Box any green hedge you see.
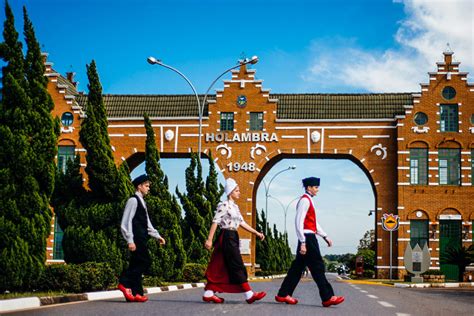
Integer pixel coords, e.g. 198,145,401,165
39,262,115,293
182,263,206,282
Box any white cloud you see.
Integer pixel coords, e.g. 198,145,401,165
303,0,474,92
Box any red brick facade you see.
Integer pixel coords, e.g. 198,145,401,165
45,51,473,279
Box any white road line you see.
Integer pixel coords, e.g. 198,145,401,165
367,294,378,299
353,286,361,290
378,301,395,308
396,313,411,316
360,290,368,293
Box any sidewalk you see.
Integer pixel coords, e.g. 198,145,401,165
0,274,287,314
340,277,474,289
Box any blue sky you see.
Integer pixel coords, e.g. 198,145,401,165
2,0,472,254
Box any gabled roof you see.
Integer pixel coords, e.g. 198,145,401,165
274,93,413,120
75,93,413,120
75,94,210,118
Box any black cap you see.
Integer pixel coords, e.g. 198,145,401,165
302,177,320,187
132,174,149,187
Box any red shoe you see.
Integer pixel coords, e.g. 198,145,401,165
134,294,149,302
246,291,266,304
322,296,345,307
117,284,135,302
275,295,298,305
202,295,224,303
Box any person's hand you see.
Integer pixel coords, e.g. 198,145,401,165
324,237,333,247
158,237,166,245
299,243,307,255
128,243,136,251
257,232,265,241
204,239,213,250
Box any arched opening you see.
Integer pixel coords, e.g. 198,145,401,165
254,154,376,256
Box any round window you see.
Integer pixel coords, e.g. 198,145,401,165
442,86,456,100
61,112,74,126
414,112,428,125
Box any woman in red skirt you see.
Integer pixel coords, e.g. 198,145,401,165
203,178,266,304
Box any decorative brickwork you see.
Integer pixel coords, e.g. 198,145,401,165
46,51,473,278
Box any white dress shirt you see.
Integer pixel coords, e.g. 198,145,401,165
295,193,328,243
120,191,161,244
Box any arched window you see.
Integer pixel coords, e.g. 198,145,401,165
61,112,74,126
438,142,461,185
57,145,75,173
409,142,428,185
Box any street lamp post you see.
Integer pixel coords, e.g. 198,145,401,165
263,165,296,224
268,195,299,234
147,56,258,161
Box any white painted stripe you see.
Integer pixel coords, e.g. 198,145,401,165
378,301,395,308
363,135,390,138
180,134,200,137
86,290,122,301
275,125,396,130
360,290,368,293
109,124,207,128
281,135,305,139
167,285,178,291
396,313,411,316
328,135,358,139
129,134,147,137
0,297,41,312
146,287,162,294
109,134,124,137
367,294,378,299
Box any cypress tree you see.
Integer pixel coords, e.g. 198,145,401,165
143,114,186,280
177,153,211,263
79,60,119,202
0,3,57,291
204,152,224,223
56,60,132,275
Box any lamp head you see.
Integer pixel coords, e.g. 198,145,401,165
147,56,162,65
249,55,259,64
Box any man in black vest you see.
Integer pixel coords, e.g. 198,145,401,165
118,174,165,303
275,176,344,307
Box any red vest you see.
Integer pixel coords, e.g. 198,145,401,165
301,194,317,233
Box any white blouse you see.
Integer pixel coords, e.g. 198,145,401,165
212,199,245,229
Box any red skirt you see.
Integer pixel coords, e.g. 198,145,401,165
205,229,251,293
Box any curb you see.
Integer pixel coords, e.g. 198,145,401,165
249,274,287,280
394,282,474,288
0,283,205,313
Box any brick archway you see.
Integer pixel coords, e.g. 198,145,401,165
48,51,474,278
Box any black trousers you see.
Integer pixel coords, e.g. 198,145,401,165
119,236,151,296
278,234,334,302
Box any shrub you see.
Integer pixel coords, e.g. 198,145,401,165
421,269,444,276
39,262,115,293
182,263,206,282
143,276,163,287
362,269,375,278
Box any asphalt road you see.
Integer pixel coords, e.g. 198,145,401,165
6,274,474,316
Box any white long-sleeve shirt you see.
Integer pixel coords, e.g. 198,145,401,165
120,191,161,244
295,193,328,243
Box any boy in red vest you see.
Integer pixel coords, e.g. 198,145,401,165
275,176,344,307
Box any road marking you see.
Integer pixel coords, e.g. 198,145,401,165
360,290,368,293
396,313,411,316
367,294,378,299
378,301,395,308
353,286,361,290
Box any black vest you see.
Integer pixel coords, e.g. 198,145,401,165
131,194,148,241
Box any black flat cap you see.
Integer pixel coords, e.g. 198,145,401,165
132,174,149,187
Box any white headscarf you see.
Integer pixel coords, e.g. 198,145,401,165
224,178,238,196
